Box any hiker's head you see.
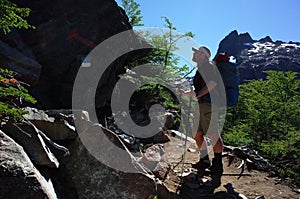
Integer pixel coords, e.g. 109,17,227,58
192,46,211,63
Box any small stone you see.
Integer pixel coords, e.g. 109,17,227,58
292,188,300,193
187,148,196,153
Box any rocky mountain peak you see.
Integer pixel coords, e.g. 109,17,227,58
258,36,273,43
214,30,254,59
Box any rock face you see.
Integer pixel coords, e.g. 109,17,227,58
1,0,150,114
215,30,300,83
0,39,41,86
0,130,57,199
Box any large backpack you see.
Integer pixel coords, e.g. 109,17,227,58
214,53,239,107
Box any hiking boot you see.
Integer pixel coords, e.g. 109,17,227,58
210,157,223,188
192,159,210,177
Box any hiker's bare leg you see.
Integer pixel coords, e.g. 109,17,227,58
208,133,223,153
192,131,210,176
194,131,207,151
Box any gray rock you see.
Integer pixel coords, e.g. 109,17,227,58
139,144,171,180
2,121,59,168
164,112,176,130
0,130,57,199
292,188,300,193
23,107,77,140
56,118,172,199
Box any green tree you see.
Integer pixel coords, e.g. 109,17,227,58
0,0,33,34
121,0,143,26
133,17,194,82
122,17,195,131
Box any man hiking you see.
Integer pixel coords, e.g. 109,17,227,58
191,46,224,189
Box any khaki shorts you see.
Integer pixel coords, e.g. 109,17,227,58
192,103,220,137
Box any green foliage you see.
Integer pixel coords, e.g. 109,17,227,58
0,0,34,34
119,2,195,130
0,68,36,123
137,83,179,110
223,70,300,184
134,17,193,104
138,16,194,73
123,17,194,121
121,0,143,26
0,101,28,122
223,123,253,146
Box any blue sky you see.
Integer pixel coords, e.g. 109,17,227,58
115,0,300,57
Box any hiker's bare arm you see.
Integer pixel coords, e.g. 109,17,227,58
196,80,217,99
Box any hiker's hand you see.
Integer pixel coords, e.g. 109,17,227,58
177,89,195,98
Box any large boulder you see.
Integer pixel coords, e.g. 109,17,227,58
52,113,173,199
1,0,150,113
0,130,57,199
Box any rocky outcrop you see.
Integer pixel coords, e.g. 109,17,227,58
0,130,57,199
52,110,173,199
216,30,300,83
1,0,150,113
58,136,162,199
0,108,174,198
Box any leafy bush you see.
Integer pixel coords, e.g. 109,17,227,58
223,123,253,146
0,68,36,123
223,70,300,184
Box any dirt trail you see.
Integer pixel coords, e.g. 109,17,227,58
161,133,299,199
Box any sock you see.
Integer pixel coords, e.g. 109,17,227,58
214,152,222,160
200,150,209,161
211,152,223,175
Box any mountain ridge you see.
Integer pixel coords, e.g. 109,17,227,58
216,30,300,82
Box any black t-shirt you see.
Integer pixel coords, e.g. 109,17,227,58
193,61,225,105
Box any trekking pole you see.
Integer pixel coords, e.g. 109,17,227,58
176,86,193,194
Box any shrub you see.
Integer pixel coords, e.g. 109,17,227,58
223,70,300,185
0,68,36,123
